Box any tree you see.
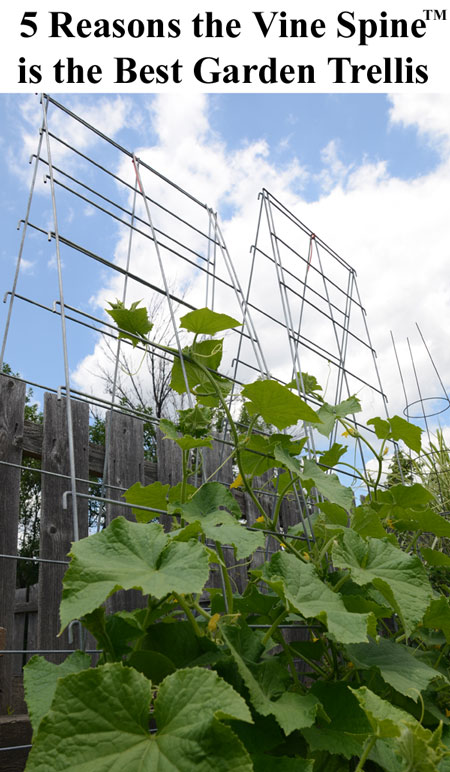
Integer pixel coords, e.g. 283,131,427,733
2,363,42,587
96,291,186,424
386,447,414,488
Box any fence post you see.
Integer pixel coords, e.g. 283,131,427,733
105,410,145,613
0,375,26,713
37,394,89,661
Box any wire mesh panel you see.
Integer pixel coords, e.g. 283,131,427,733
235,188,391,480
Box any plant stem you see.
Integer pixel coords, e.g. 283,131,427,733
405,529,422,553
272,630,303,689
194,360,268,520
271,476,299,530
332,571,350,593
192,599,211,621
354,735,377,772
215,542,233,614
318,535,337,565
174,593,203,637
181,449,188,505
261,609,288,646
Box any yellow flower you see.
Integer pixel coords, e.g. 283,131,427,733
446,708,450,718
342,427,356,437
386,519,394,529
230,473,244,490
303,552,311,562
207,613,221,633
312,636,319,643
255,516,265,524
347,662,354,669
280,542,287,549
383,447,389,455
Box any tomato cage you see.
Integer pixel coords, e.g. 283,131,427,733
0,94,392,757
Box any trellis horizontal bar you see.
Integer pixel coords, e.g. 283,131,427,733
43,134,221,245
262,188,356,273
0,745,32,752
0,553,69,565
47,95,210,209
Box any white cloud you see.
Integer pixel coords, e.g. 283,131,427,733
388,94,450,152
37,92,448,442
8,94,137,187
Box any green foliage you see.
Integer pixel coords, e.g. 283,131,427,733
23,305,450,772
59,519,210,631
106,299,153,346
179,307,242,335
368,415,422,454
242,379,321,430
316,395,361,437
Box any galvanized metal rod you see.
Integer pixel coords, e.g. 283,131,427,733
41,94,79,543
0,125,44,369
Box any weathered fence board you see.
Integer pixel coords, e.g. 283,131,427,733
37,395,90,661
0,373,310,725
0,376,26,713
105,410,145,613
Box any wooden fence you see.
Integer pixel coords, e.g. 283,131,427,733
0,372,305,720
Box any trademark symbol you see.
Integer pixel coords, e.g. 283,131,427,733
423,9,447,20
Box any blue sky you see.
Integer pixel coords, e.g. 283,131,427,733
1,92,450,463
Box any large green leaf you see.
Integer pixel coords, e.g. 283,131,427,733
123,481,169,521
423,598,450,643
239,433,278,478
395,723,447,772
350,686,416,738
351,505,387,539
240,433,305,479
352,688,447,769
140,621,219,669
60,518,209,631
159,417,213,451
173,482,263,559
391,508,450,538
274,443,301,475
170,339,223,394
422,548,450,568
242,380,321,430
286,372,322,395
388,415,423,454
261,552,376,644
302,458,353,510
367,416,422,454
332,530,433,635
193,375,232,407
178,405,212,437
376,484,450,536
252,756,313,772
316,501,348,526
23,651,91,734
345,638,444,700
26,664,253,772
377,483,434,509
302,682,370,759
319,442,348,469
106,299,153,347
179,307,241,335
221,621,322,735
316,396,361,437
